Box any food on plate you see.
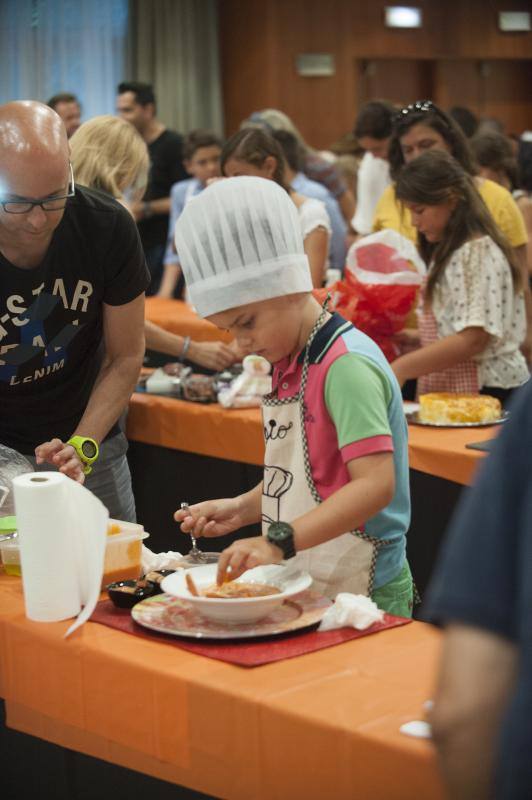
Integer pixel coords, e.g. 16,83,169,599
418,392,502,424
202,582,282,599
162,362,190,377
182,373,217,403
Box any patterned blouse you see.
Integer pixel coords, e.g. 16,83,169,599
429,236,529,389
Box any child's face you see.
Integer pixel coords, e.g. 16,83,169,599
404,198,457,242
207,296,304,364
186,146,221,185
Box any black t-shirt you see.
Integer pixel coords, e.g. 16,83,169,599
0,186,150,454
138,129,187,249
423,379,532,799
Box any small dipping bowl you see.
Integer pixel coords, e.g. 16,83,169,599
107,578,157,609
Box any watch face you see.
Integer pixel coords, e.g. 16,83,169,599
269,522,293,541
81,440,97,459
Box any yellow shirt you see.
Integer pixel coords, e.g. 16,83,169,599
373,178,528,248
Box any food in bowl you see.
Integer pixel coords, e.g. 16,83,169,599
161,564,312,625
107,578,156,608
419,392,501,424
202,581,281,598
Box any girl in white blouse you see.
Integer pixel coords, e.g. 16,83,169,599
391,150,529,403
220,128,331,288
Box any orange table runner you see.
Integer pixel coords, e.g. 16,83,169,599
145,297,232,343
127,392,499,485
0,575,444,799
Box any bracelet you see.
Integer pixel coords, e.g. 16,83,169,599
180,336,191,362
142,201,153,219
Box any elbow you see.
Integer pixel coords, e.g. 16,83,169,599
461,328,490,357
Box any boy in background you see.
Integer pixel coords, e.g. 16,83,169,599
158,130,222,298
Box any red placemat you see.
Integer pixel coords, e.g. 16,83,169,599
91,598,412,667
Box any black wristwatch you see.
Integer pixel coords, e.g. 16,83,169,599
267,521,296,560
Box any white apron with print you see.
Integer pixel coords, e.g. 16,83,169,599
260,318,377,599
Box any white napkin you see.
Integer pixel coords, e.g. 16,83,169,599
318,593,384,631
141,544,186,572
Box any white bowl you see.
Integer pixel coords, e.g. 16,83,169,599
160,563,312,625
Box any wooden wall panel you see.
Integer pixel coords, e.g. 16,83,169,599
219,0,532,147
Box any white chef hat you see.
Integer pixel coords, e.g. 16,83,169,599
174,176,312,317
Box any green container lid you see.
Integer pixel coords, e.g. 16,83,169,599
0,516,17,533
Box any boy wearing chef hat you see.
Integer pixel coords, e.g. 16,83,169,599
174,176,412,615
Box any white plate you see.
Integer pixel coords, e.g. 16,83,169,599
406,410,509,428
161,564,312,625
131,589,330,639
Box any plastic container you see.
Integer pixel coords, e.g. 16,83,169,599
0,536,21,576
0,520,149,587
102,519,149,588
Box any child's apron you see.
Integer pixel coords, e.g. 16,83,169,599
417,276,479,396
260,310,391,599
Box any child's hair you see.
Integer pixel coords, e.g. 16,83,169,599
220,128,289,190
518,140,532,193
389,100,476,181
70,115,148,198
470,131,518,189
448,106,479,139
354,100,396,141
182,129,223,162
395,149,521,300
270,129,303,172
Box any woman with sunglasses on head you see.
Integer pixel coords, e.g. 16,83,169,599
390,150,528,403
373,100,531,360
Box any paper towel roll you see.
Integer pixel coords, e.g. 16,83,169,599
13,472,108,636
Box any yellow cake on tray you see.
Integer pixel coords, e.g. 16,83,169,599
418,393,502,425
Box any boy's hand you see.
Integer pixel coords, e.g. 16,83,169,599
217,537,283,584
174,498,244,538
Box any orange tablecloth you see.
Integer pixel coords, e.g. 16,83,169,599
0,575,444,799
145,297,232,343
127,393,499,485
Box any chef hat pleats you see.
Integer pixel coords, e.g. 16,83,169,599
174,176,312,317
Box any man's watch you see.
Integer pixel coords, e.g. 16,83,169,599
267,521,296,560
67,436,99,476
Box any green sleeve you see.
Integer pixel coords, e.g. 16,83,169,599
324,354,392,449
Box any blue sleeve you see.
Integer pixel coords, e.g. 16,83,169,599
323,194,347,271
423,380,532,641
164,182,187,266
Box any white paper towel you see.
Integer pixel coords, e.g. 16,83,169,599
13,472,108,637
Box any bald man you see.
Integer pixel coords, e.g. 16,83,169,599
0,101,149,521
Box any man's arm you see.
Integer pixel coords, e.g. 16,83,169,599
131,196,171,221
36,294,146,478
75,294,146,439
431,623,518,800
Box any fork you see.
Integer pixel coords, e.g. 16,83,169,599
180,501,207,563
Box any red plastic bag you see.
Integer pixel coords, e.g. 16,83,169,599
315,231,426,361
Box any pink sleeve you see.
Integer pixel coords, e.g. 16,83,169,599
341,434,394,464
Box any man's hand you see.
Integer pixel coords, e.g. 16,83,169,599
217,537,283,584
34,438,85,483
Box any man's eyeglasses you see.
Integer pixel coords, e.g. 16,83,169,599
395,100,435,123
0,162,75,214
